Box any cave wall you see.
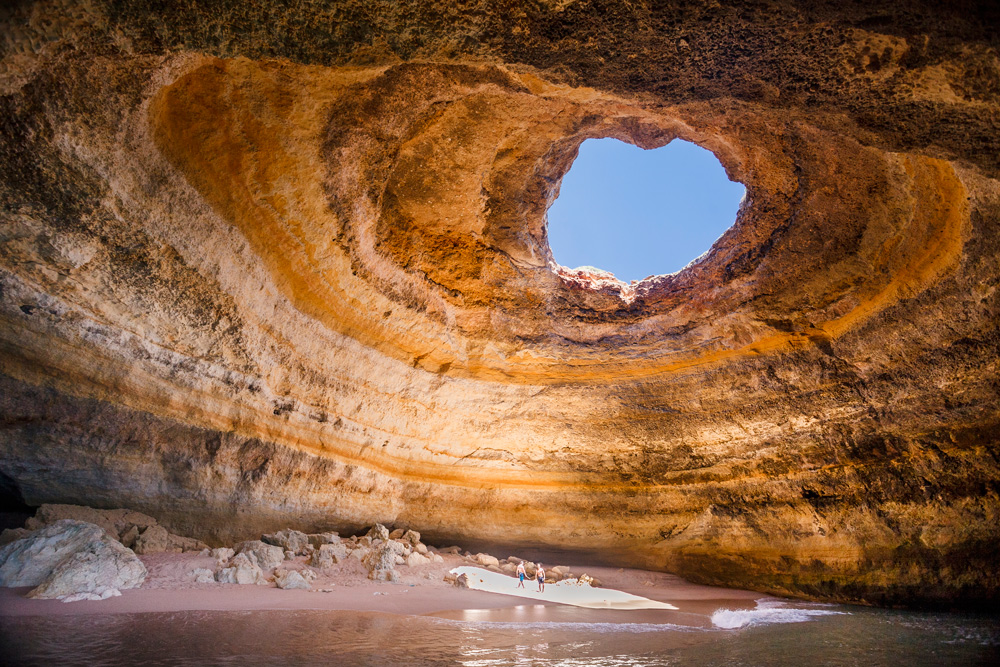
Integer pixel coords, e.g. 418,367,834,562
1,0,998,606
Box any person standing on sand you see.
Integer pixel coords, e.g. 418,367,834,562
516,561,526,589
536,563,545,592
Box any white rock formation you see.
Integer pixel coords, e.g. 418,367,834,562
363,540,405,581
274,568,311,590
0,520,146,601
235,540,284,571
262,529,310,555
310,542,348,569
215,553,266,585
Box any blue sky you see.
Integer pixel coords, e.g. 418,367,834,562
546,138,745,283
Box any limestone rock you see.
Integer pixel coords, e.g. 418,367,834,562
454,573,470,589
306,533,340,548
406,552,430,567
365,524,390,543
262,529,310,555
25,505,157,543
274,568,311,590
310,543,348,569
1,520,111,587
388,528,405,540
215,553,265,585
190,568,215,583
402,530,421,546
132,525,170,554
362,540,404,580
0,520,146,601
235,540,284,571
475,553,499,568
211,547,235,564
119,525,139,549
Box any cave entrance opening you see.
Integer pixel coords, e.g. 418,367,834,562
546,138,746,283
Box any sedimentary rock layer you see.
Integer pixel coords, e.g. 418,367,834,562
1,1,998,607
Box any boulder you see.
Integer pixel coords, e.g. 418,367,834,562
274,568,311,590
25,504,157,542
119,525,139,549
362,540,405,581
132,525,206,554
550,565,570,577
215,553,265,585
388,528,405,540
190,568,216,584
443,571,457,584
310,542,348,569
262,529,310,555
475,553,499,568
402,529,421,546
133,525,169,554
306,532,340,548
365,524,390,542
414,542,428,555
406,552,430,567
430,553,444,563
211,547,235,564
235,540,284,571
0,520,146,601
454,573,470,589
169,534,208,553
349,546,370,561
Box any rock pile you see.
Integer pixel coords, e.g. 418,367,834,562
195,522,446,587
4,504,207,555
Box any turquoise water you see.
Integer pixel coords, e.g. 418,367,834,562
1,599,997,666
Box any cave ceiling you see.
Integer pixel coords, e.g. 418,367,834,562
0,0,998,607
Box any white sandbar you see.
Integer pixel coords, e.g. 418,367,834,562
451,567,679,610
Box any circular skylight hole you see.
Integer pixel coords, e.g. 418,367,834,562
547,138,746,283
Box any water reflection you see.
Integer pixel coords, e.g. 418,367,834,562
0,606,997,666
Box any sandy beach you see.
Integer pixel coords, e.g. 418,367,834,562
0,550,760,627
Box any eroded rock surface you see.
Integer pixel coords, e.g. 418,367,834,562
0,1,998,607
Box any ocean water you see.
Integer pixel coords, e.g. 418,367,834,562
1,598,997,666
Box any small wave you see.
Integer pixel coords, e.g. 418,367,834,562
712,598,846,629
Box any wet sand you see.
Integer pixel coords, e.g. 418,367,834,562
0,552,760,626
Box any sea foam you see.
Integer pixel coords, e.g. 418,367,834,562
711,598,846,629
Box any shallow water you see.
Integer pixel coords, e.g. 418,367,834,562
1,599,997,666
